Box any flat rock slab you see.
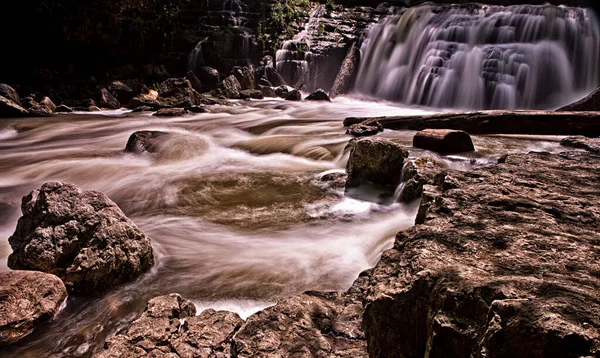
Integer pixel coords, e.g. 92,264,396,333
363,151,600,358
413,128,475,153
345,110,600,136
561,136,600,154
0,270,67,346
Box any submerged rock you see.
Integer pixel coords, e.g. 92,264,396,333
0,270,67,346
306,89,331,102
7,182,155,295
285,89,302,101
0,95,28,118
124,130,168,153
363,152,600,358
157,78,196,108
0,83,21,105
96,293,242,358
345,137,408,189
413,128,475,153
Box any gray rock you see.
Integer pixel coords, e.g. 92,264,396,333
231,66,255,90
96,294,242,358
8,182,155,295
220,75,242,99
345,137,409,189
98,88,121,109
266,66,286,87
413,128,475,153
239,89,263,100
0,83,21,105
259,85,277,98
153,108,186,117
0,95,29,118
124,131,168,154
330,43,360,99
157,78,196,108
285,89,302,101
0,270,67,346
306,89,331,102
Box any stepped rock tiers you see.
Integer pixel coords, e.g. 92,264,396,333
345,111,600,136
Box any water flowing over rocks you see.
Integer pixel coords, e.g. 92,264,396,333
345,137,408,189
363,151,600,358
124,131,168,154
95,294,242,358
7,182,155,295
345,111,600,136
0,270,67,346
413,129,475,153
330,42,360,99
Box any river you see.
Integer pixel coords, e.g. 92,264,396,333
0,97,566,357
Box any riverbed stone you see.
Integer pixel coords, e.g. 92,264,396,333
231,66,255,90
330,43,360,99
0,270,68,346
259,85,276,98
153,108,186,117
239,89,263,100
7,182,155,295
125,130,168,153
285,89,302,101
0,95,28,118
157,78,196,108
108,81,135,104
306,89,331,102
96,293,242,358
363,151,600,358
560,135,600,154
266,67,286,87
128,91,160,110
346,120,383,137
98,88,121,109
0,83,21,105
413,128,475,153
345,137,409,189
220,75,242,99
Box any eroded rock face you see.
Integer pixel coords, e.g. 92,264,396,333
363,152,600,358
345,137,408,189
8,182,155,295
157,78,196,108
0,270,67,346
96,294,243,358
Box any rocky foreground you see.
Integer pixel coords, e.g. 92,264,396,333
92,149,600,357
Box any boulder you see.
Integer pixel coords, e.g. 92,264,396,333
127,91,160,110
560,136,600,154
79,99,101,112
55,104,74,113
285,89,302,101
259,77,272,87
96,293,243,358
0,83,21,105
185,70,203,94
345,137,408,189
97,88,120,109
7,182,155,295
266,66,286,87
40,97,57,112
28,104,54,117
0,270,67,346
396,156,448,204
124,130,168,153
231,66,255,90
108,81,134,104
319,172,347,190
274,85,290,99
157,78,196,108
187,105,208,113
21,96,38,109
239,89,263,100
259,85,276,98
363,152,600,358
0,95,29,118
413,129,475,153
306,89,331,102
330,43,360,98
196,66,220,90
153,108,186,117
558,86,600,111
220,75,242,99
347,120,383,137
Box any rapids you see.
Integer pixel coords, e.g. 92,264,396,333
0,98,568,357
355,4,600,110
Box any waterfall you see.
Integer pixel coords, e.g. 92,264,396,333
188,37,208,74
274,6,325,90
354,4,600,110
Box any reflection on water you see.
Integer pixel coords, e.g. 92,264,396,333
0,98,566,357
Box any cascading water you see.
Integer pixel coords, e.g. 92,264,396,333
274,6,325,90
188,37,208,74
355,4,600,110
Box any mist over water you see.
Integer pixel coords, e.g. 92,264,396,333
0,98,569,357
355,4,600,109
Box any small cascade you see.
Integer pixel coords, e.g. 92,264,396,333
274,6,325,90
188,37,208,74
355,4,600,110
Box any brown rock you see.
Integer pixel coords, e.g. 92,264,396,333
0,83,21,105
0,95,28,118
157,78,196,108
220,75,242,99
40,97,57,112
55,104,74,113
285,89,302,101
346,120,383,137
330,43,360,99
0,270,67,346
560,136,600,154
413,129,475,153
231,66,255,90
306,89,331,102
124,131,168,153
345,137,408,189
558,86,600,111
239,89,263,100
108,81,135,104
153,108,186,117
97,88,121,109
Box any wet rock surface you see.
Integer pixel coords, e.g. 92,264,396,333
364,152,600,358
0,270,67,346
345,137,409,189
413,129,475,153
125,130,169,154
157,78,196,108
306,89,331,102
330,43,360,99
7,182,155,295
285,89,302,101
96,293,242,358
346,120,383,137
560,136,600,154
154,108,187,117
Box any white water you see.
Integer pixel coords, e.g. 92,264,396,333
355,4,600,109
0,98,569,357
